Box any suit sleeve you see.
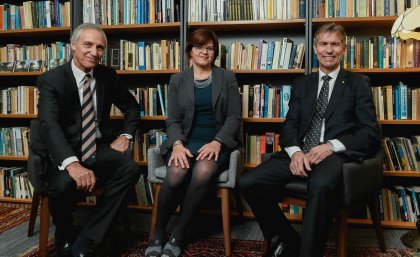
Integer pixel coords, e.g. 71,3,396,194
336,75,380,154
110,72,140,137
37,75,76,166
280,77,303,148
165,74,187,147
214,72,242,148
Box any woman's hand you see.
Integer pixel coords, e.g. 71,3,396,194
168,144,193,168
196,140,222,161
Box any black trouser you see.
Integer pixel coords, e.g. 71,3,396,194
238,153,348,257
47,145,140,243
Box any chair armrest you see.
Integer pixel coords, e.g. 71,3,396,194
342,151,383,207
147,148,165,183
218,150,244,188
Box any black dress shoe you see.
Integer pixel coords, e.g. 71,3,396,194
56,241,73,257
271,241,300,257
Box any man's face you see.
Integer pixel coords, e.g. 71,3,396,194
71,29,106,72
313,31,346,74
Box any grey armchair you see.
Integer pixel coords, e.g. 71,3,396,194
147,147,244,257
261,150,386,257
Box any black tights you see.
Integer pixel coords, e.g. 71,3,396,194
152,159,219,241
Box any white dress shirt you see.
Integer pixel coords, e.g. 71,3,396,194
285,66,346,158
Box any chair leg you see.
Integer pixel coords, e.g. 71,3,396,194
335,209,348,257
220,188,231,257
262,239,270,256
28,192,40,237
149,184,161,241
39,196,50,257
368,196,386,252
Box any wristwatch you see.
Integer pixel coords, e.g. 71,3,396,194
327,140,335,152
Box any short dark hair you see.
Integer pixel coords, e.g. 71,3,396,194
313,23,346,46
186,28,219,64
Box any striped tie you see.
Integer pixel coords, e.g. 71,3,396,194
81,74,96,164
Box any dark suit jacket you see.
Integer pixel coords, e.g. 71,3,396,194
279,69,380,161
160,66,242,155
36,61,140,167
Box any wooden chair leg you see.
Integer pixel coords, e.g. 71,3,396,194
368,196,386,252
28,192,40,237
39,196,50,257
220,188,231,257
149,184,161,241
262,239,270,256
335,209,348,257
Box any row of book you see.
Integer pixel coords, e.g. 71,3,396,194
188,0,305,22
0,127,30,157
133,129,167,161
0,42,71,70
83,0,179,25
312,0,417,18
372,84,420,121
0,167,34,199
216,39,305,70
382,136,420,172
133,174,154,206
103,39,180,71
338,36,420,70
0,86,39,115
378,186,420,222
241,84,291,118
110,85,169,116
0,1,70,30
245,132,281,164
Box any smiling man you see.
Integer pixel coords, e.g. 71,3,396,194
36,23,140,257
238,23,380,257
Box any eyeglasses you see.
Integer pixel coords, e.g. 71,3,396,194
194,45,216,53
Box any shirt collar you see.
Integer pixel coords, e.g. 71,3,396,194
319,66,340,82
71,59,94,85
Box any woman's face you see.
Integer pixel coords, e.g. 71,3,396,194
190,41,216,68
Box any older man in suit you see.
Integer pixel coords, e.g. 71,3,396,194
37,23,140,257
238,23,380,257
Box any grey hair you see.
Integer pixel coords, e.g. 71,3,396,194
313,23,346,46
70,23,108,47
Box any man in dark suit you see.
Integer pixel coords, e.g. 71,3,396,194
36,23,140,257
238,23,380,257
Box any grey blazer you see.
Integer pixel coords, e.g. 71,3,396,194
160,66,243,155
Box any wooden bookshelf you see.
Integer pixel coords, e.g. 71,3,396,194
0,197,32,204
0,72,43,76
243,118,285,123
312,16,397,29
188,19,306,31
231,69,305,74
0,114,37,118
100,22,181,34
135,160,148,166
378,120,420,125
312,68,420,73
0,26,71,38
0,156,29,161
116,70,180,75
383,171,420,177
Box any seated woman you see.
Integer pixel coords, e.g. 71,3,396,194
145,28,242,257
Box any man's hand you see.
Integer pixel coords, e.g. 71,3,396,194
196,140,221,161
289,151,311,177
66,162,96,192
306,144,333,165
168,144,194,169
110,135,130,153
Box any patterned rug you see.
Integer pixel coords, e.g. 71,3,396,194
0,202,33,234
22,235,417,257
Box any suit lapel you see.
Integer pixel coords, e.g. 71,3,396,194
93,67,105,123
212,67,222,109
325,69,348,120
63,62,80,109
305,72,319,122
185,68,195,106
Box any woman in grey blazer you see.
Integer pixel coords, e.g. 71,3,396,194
145,28,242,257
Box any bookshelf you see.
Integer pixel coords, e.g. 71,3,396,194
0,0,419,230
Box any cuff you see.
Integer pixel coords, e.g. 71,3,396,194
59,156,79,170
284,146,302,158
120,134,133,140
328,139,346,153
